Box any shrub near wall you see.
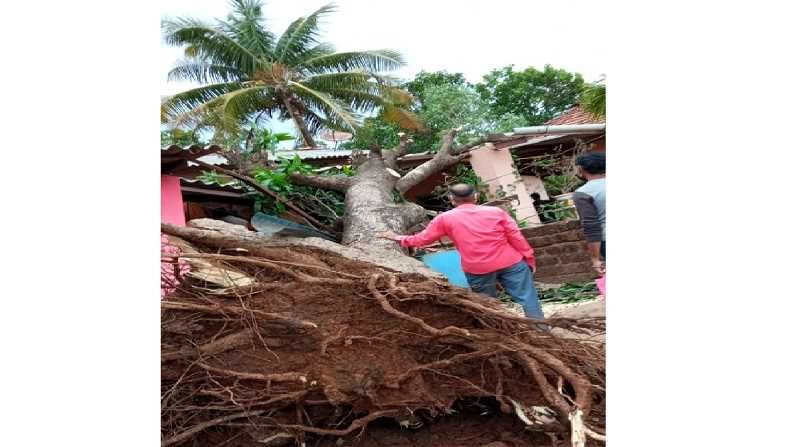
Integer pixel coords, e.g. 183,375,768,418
521,220,597,284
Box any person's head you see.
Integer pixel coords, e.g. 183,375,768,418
448,183,477,206
575,152,606,180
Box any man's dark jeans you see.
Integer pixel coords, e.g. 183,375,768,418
464,260,544,320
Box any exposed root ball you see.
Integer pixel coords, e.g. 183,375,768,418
161,241,605,447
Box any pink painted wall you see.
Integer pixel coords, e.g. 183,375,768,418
161,175,188,298
161,175,186,226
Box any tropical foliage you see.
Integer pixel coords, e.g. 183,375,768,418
199,155,349,226
344,70,525,152
161,128,206,147
476,64,586,125
161,0,415,147
539,282,599,304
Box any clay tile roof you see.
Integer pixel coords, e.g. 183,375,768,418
543,104,605,125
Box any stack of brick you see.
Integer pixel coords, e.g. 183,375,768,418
520,220,597,284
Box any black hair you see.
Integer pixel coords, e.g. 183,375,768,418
449,183,475,198
575,152,606,175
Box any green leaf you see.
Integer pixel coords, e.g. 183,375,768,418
289,81,361,131
274,3,337,64
162,18,258,74
167,60,246,84
302,50,405,74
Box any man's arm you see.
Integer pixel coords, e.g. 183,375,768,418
573,192,604,274
499,210,537,272
381,215,447,248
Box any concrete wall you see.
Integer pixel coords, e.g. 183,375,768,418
469,145,541,225
521,220,597,284
521,175,549,200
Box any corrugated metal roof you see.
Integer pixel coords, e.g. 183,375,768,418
181,177,244,190
161,145,222,163
486,106,605,151
273,149,356,160
162,145,230,178
179,177,250,199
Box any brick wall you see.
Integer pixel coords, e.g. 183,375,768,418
521,220,597,284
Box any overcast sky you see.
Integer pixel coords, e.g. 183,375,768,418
162,0,606,93
161,0,607,142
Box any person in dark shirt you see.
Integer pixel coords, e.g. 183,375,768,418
572,152,606,275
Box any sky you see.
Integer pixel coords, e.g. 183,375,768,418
160,0,607,142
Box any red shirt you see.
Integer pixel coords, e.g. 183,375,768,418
397,204,536,274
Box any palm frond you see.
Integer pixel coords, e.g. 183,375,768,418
294,42,335,67
314,88,382,113
161,83,245,123
372,84,413,106
381,105,424,131
222,0,275,58
167,60,247,84
581,81,606,119
303,70,372,92
215,86,272,130
167,96,226,129
300,109,331,135
289,81,360,131
162,17,258,74
274,3,337,64
162,84,278,134
301,50,405,74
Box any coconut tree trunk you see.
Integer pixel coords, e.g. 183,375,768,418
280,92,316,148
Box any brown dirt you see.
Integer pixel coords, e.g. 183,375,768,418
161,238,605,447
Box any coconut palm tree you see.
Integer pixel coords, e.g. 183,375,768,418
161,0,415,148
581,77,606,119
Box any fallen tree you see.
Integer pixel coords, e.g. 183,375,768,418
161,225,605,447
288,130,488,251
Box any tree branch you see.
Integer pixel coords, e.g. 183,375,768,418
290,172,352,192
192,160,333,233
451,136,488,155
383,132,413,170
394,128,466,194
438,127,460,155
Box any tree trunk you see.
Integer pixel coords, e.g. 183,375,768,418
280,92,316,148
285,130,483,253
341,149,426,251
293,146,426,253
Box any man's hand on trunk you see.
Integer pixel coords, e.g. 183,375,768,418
379,231,401,241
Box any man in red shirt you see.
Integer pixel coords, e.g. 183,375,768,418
381,184,544,320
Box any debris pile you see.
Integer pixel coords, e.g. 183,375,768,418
161,225,605,447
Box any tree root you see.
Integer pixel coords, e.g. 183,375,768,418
385,347,504,388
279,410,399,436
161,301,318,330
368,274,471,338
162,243,605,446
161,391,307,446
197,362,309,385
162,328,254,362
